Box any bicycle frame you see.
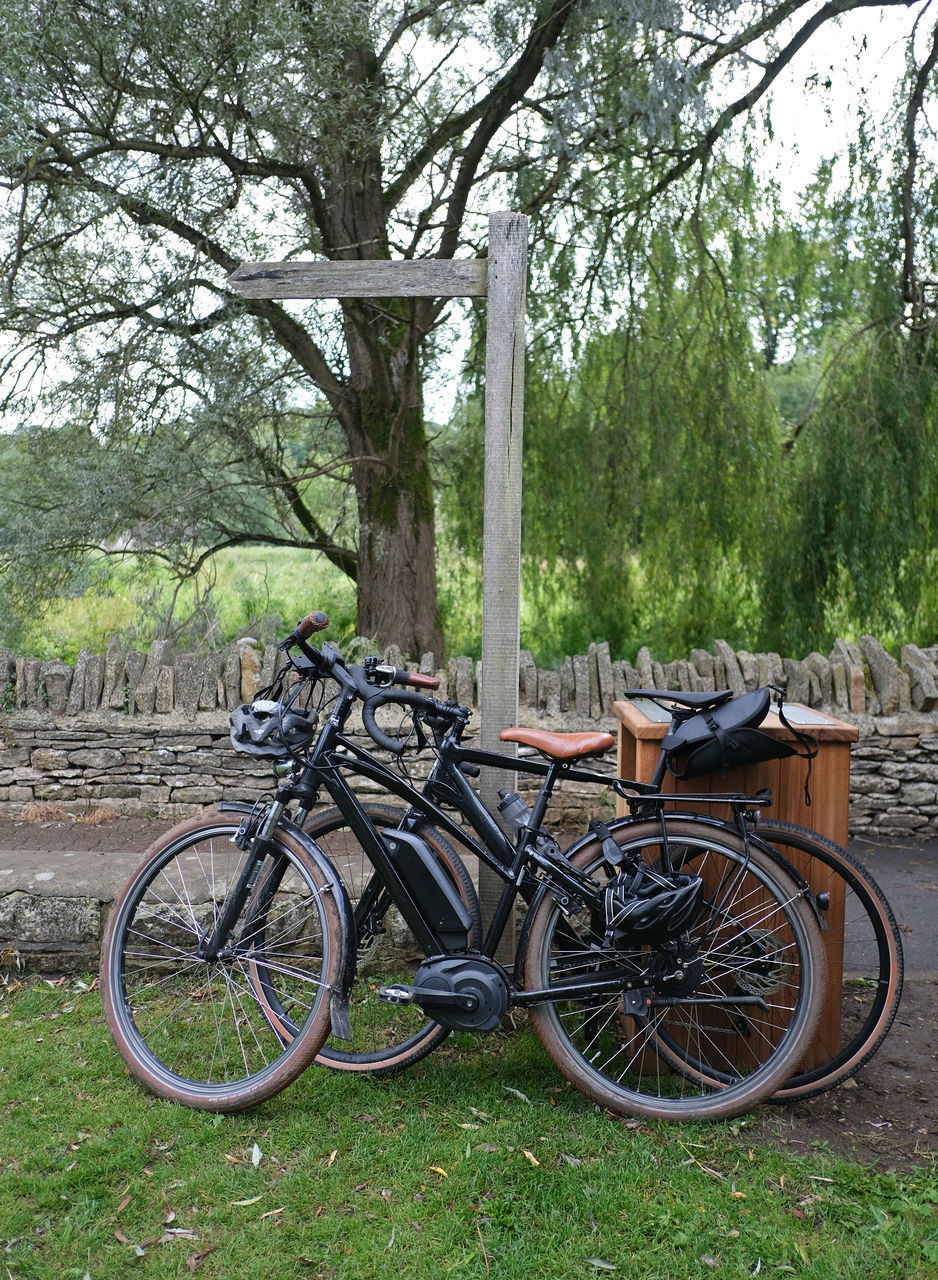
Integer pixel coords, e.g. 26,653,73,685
285,720,613,964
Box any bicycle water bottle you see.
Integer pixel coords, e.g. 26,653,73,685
498,790,562,858
497,790,531,833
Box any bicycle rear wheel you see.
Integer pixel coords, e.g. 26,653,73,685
100,813,345,1111
303,804,483,1074
754,820,903,1100
523,818,826,1122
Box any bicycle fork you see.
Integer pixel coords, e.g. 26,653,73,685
196,800,289,962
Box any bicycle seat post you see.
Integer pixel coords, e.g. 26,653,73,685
521,757,565,849
647,708,683,793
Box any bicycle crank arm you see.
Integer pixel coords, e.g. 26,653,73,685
377,983,479,1013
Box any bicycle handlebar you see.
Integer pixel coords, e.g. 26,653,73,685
360,688,439,755
278,609,466,753
365,659,441,691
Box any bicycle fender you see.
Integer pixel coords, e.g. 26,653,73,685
216,802,357,1039
515,887,549,985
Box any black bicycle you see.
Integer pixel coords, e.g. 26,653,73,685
101,612,826,1120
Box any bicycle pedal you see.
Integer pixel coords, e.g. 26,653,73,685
377,984,416,1005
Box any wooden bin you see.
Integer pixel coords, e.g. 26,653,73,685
613,698,859,1073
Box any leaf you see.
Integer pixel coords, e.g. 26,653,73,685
428,1166,448,1178
325,1150,338,1167
560,1153,582,1167
251,1143,263,1167
228,1195,264,1207
259,1208,284,1220
522,1150,540,1167
504,1087,530,1103
187,1248,217,1272
586,1259,615,1271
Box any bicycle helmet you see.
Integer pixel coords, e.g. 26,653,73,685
229,699,318,758
604,866,703,945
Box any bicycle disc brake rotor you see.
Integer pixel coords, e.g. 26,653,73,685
732,927,793,996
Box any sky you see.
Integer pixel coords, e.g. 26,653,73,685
749,5,914,205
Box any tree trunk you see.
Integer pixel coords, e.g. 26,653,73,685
341,303,444,659
352,429,443,658
317,42,445,657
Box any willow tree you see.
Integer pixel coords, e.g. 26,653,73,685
441,199,782,661
0,0,933,652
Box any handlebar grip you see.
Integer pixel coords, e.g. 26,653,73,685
402,671,440,690
295,611,329,638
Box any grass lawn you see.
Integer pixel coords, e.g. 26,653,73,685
1,979,936,1280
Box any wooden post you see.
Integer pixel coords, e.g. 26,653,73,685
478,213,529,948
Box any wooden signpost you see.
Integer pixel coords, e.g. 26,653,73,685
229,212,530,933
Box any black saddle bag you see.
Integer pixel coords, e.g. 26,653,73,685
663,687,818,790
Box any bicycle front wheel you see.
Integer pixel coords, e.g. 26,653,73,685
100,813,345,1111
755,821,903,1101
523,818,826,1122
304,804,483,1074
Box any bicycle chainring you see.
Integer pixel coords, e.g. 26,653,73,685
411,955,510,1033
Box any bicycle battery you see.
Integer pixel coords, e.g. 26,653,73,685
382,830,474,949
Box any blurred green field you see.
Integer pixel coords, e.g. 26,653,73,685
12,548,360,664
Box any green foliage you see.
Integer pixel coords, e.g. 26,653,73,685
0,399,355,650
442,214,780,663
439,157,938,666
760,321,938,653
2,548,358,664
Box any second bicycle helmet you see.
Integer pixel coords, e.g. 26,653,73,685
229,699,318,757
604,865,704,945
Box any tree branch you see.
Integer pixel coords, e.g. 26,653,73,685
900,13,938,318
648,0,922,204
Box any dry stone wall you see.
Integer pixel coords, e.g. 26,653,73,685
4,634,938,838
